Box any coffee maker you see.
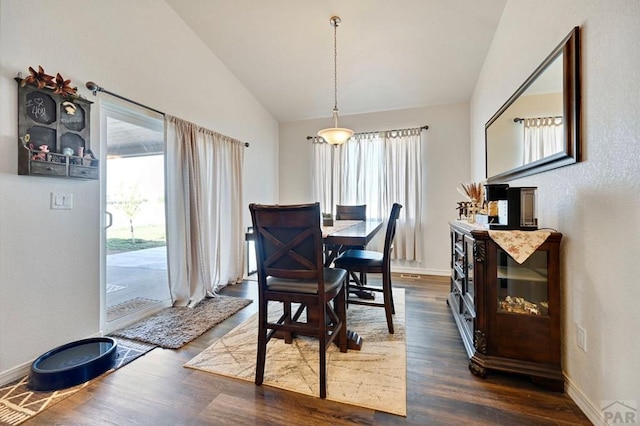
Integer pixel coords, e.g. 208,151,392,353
485,184,538,230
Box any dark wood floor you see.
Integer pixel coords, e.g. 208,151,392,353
26,275,590,425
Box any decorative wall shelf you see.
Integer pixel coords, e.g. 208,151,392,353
16,77,97,180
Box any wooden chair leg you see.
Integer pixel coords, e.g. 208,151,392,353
283,302,293,344
390,282,396,315
336,279,348,353
255,312,267,385
319,345,327,398
382,270,394,334
318,302,328,399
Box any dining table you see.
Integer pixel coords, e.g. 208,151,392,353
245,218,384,350
245,219,384,266
321,219,384,266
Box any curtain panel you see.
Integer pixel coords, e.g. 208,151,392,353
523,117,563,163
166,115,245,307
312,128,423,261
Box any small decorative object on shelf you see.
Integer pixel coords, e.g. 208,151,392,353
16,66,97,180
457,182,484,203
456,182,486,224
322,213,334,227
20,66,55,90
20,66,78,98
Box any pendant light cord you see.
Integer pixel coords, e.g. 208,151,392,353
333,20,338,112
317,16,353,144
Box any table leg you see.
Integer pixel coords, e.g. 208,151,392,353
324,244,342,267
306,302,363,351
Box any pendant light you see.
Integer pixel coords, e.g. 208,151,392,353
318,16,353,145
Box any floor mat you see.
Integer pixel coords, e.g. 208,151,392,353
0,337,156,425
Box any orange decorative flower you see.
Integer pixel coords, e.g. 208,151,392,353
20,66,54,89
53,73,77,97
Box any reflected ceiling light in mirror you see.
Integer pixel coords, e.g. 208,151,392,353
317,16,353,145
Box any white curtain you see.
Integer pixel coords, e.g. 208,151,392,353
312,128,423,261
165,115,245,307
312,140,334,215
523,117,563,163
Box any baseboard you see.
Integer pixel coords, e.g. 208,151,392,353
0,361,32,386
565,374,603,425
1,331,102,386
390,266,449,277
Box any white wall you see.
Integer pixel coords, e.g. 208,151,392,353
0,0,278,380
471,0,640,422
279,103,470,275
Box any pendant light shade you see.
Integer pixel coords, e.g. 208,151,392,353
318,109,353,145
318,16,353,145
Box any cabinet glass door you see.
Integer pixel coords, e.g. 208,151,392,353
496,248,549,316
464,236,474,304
451,230,464,296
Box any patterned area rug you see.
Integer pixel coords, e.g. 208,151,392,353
185,289,406,416
0,338,155,426
110,295,253,349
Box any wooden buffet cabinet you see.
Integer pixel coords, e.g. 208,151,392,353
448,220,564,391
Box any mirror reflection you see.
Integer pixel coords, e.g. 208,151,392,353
485,27,580,182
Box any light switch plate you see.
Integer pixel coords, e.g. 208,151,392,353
51,192,73,210
577,325,587,352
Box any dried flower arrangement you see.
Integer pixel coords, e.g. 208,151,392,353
20,65,78,99
457,182,485,202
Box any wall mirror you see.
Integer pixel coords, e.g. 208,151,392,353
485,26,581,182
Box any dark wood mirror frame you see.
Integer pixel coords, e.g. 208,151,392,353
485,26,581,183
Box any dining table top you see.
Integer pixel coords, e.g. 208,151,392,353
245,219,383,243
322,219,384,246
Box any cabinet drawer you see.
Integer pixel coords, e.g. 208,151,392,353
69,165,99,179
30,161,67,177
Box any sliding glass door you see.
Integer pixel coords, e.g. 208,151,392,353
100,101,171,331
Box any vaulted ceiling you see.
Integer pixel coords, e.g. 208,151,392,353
166,0,507,123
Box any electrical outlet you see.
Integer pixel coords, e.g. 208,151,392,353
577,325,587,352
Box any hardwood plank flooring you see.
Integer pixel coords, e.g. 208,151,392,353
24,275,590,425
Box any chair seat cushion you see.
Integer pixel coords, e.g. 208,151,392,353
334,249,384,268
266,268,347,294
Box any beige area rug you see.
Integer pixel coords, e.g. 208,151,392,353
111,295,252,349
0,338,155,426
185,289,406,416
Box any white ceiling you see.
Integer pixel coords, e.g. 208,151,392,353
166,0,507,123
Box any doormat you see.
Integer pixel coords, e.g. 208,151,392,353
0,338,156,425
107,297,160,322
110,295,252,349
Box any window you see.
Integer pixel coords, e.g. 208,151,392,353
312,128,423,261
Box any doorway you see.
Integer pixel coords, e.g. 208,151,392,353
100,101,171,332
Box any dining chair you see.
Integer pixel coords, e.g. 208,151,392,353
333,203,402,334
331,204,367,253
333,204,371,296
249,202,348,399
335,204,367,221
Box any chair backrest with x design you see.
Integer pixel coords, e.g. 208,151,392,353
250,203,324,284
249,202,347,399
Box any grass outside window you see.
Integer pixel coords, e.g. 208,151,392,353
107,224,166,254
